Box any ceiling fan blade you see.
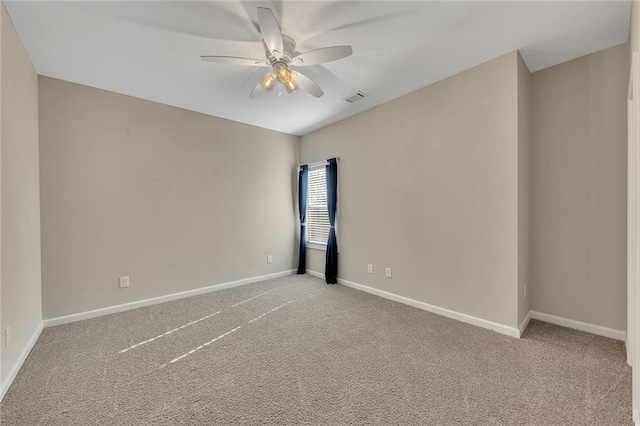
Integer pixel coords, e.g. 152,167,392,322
201,56,268,67
292,70,324,98
250,73,276,99
257,7,284,58
291,46,353,66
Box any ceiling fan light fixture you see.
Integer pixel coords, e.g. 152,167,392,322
285,79,298,93
275,64,292,84
260,73,276,89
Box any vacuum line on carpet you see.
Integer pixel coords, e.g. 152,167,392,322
230,288,276,307
119,310,221,353
248,301,292,324
164,326,243,366
160,300,294,367
120,288,279,354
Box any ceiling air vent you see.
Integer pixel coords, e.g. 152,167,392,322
344,91,368,103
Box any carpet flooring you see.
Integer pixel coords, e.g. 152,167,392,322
0,274,632,425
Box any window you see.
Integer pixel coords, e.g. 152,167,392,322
307,167,330,246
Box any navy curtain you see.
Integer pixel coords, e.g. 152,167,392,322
325,158,338,284
296,165,308,274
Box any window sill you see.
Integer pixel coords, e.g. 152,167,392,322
307,242,326,251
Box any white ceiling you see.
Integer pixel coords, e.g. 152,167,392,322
5,1,631,136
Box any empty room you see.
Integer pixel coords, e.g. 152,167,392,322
1,0,640,424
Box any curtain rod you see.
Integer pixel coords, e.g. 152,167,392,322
301,157,339,170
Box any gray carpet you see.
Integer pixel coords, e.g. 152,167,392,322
0,274,632,425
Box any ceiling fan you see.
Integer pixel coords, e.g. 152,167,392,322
201,7,353,99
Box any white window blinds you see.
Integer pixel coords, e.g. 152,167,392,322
307,167,330,245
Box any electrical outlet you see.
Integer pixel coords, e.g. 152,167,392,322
267,255,273,264
119,276,130,288
367,264,373,274
385,267,392,278
4,326,10,348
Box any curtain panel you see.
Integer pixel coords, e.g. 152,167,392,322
325,158,338,284
296,165,308,274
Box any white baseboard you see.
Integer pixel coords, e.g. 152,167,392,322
530,311,626,341
305,271,626,342
0,321,43,402
307,270,324,280
518,310,532,337
306,270,520,338
44,269,296,328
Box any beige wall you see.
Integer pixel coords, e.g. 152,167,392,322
530,43,629,331
38,77,299,319
629,2,638,414
632,1,639,54
301,52,521,328
518,52,531,326
0,4,42,389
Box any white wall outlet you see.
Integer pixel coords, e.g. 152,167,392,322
4,326,10,348
385,267,392,278
119,276,130,288
267,255,273,264
367,264,373,274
